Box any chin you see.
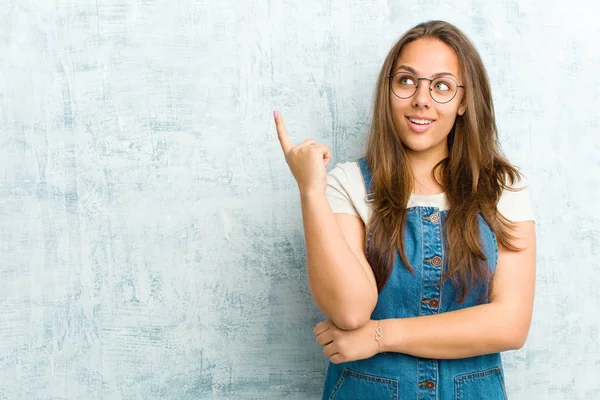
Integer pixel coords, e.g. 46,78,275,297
405,141,449,157
404,144,435,154
399,136,438,153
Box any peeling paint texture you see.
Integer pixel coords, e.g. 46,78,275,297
1,0,599,399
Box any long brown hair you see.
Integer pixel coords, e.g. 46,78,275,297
365,20,521,302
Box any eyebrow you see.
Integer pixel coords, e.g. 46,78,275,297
393,64,458,79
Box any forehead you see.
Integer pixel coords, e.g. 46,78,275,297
394,38,461,78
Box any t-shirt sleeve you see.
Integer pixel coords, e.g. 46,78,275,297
325,163,360,217
497,175,535,222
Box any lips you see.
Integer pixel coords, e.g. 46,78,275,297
409,118,432,125
406,116,435,133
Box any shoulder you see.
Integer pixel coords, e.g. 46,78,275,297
326,161,369,223
327,161,362,184
497,173,535,222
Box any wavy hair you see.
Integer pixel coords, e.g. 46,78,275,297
365,20,521,302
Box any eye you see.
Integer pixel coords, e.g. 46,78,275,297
397,74,416,86
433,80,452,92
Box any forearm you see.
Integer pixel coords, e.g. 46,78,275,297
301,192,376,329
381,303,528,359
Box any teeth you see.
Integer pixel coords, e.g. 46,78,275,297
410,118,432,125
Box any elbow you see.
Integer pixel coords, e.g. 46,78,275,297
323,289,378,330
316,307,372,331
510,332,529,350
505,326,530,350
333,307,375,331
334,314,370,331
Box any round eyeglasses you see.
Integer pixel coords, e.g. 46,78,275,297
388,72,464,104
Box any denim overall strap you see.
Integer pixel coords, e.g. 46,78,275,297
357,156,374,203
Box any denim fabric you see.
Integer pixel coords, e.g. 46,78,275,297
321,157,507,400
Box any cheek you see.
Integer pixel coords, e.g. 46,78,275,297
389,97,409,121
390,94,409,108
439,104,461,123
390,104,406,131
387,98,401,127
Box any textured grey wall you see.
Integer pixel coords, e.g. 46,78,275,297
1,0,598,399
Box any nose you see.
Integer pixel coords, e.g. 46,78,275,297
411,78,432,109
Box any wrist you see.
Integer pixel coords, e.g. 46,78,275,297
375,319,383,354
378,319,393,353
380,319,407,353
299,187,326,201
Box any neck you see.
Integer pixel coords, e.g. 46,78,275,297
406,147,447,195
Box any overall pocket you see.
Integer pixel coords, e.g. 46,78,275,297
454,367,507,400
329,368,398,400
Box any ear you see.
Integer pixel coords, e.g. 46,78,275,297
458,100,466,116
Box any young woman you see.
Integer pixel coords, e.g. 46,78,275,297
274,20,536,400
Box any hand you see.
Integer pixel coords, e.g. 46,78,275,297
274,111,332,196
314,319,380,364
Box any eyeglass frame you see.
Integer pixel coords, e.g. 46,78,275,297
388,72,465,104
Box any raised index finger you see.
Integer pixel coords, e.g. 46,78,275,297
274,111,293,154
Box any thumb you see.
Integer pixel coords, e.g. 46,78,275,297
321,145,332,166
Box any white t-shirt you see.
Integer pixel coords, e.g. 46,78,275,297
326,161,535,225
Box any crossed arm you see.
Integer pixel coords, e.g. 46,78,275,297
379,219,536,359
304,192,536,360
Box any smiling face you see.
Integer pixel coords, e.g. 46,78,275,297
389,38,466,160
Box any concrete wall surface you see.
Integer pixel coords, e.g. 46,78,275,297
1,0,598,398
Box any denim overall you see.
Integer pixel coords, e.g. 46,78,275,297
321,157,507,400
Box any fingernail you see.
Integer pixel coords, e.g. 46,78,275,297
273,110,278,119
